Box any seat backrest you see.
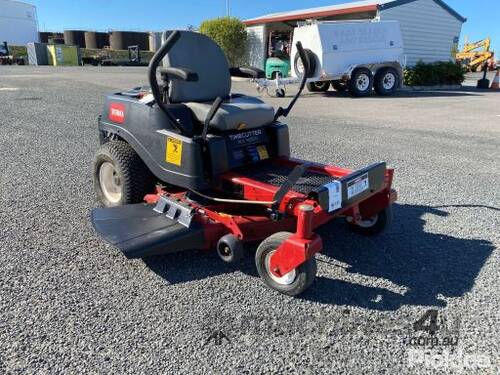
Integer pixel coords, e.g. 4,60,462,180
163,30,231,103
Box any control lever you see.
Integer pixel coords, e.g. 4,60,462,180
201,96,223,142
274,41,311,121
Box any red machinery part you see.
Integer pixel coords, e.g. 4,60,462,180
268,204,323,277
144,159,396,273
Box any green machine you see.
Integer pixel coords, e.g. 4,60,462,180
265,57,290,79
265,30,292,79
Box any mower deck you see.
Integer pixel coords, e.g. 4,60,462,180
92,157,396,261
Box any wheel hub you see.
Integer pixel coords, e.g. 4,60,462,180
356,74,370,91
99,162,122,203
265,250,297,285
357,214,379,228
296,59,305,75
382,72,396,90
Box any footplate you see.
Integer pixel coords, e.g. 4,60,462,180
91,199,204,258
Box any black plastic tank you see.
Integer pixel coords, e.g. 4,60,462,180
64,30,86,48
84,31,109,49
109,31,149,50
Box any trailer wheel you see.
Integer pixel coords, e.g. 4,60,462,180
374,67,399,96
331,80,347,92
275,88,286,97
93,140,156,207
349,206,392,236
306,81,330,92
255,232,317,296
348,68,373,97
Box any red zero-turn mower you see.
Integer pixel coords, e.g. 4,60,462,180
91,31,397,296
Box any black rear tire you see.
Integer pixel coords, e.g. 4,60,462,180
374,67,399,96
348,68,374,97
93,140,156,207
306,81,330,92
255,232,317,296
348,206,392,236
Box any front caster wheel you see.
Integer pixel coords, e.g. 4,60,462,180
255,232,317,296
348,206,392,236
217,234,245,263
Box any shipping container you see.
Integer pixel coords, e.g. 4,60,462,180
27,42,48,65
47,44,81,66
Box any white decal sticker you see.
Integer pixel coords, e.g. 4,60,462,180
324,181,342,212
347,173,369,199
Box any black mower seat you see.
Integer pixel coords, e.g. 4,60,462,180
162,30,276,131
186,95,275,131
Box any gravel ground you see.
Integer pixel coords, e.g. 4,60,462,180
0,66,499,374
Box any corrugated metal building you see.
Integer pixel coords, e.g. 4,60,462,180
244,0,466,68
0,0,39,45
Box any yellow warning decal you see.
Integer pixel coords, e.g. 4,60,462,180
257,145,269,160
166,137,183,166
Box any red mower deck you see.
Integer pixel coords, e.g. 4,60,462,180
92,157,396,293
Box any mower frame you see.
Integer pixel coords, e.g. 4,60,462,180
143,156,396,279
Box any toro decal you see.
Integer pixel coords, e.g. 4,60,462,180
108,103,126,124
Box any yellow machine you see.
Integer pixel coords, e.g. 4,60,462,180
455,37,495,72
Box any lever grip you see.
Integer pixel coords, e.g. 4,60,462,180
295,41,310,78
205,96,224,125
202,96,224,141
273,41,310,121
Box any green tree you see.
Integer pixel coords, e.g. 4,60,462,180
199,17,247,66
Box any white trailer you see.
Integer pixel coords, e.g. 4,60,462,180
0,0,39,45
256,20,404,97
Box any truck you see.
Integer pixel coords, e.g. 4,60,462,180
256,20,404,97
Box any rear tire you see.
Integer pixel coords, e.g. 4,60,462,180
348,206,392,236
255,232,317,296
348,68,373,97
306,81,330,92
374,67,399,96
93,140,156,207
